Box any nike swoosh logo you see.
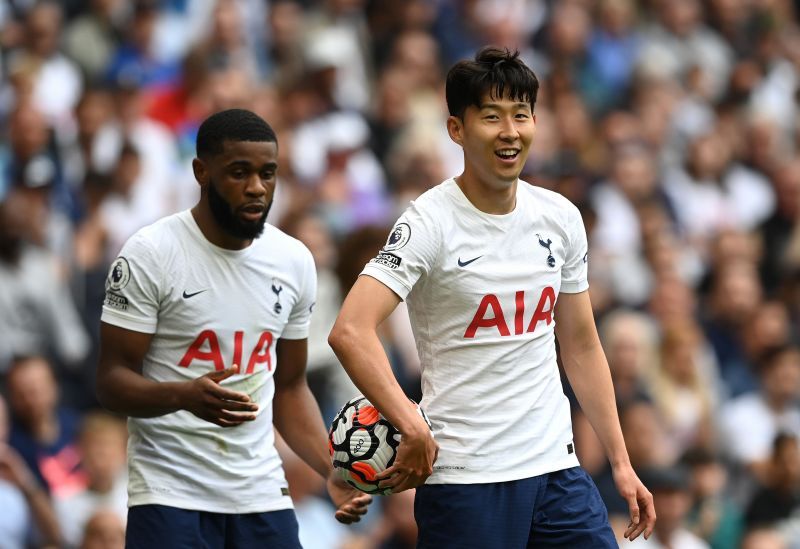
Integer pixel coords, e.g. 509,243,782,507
182,289,208,299
458,256,482,267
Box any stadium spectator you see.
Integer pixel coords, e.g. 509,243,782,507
0,393,63,548
79,509,125,549
6,356,85,497
744,432,800,529
54,412,128,548
628,466,710,548
681,447,744,549
720,345,800,478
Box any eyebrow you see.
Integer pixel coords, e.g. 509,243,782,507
225,160,278,170
479,102,532,110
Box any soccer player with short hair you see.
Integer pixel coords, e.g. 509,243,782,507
329,47,656,547
96,109,371,548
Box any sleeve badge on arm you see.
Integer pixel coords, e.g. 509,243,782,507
106,257,131,292
383,222,411,251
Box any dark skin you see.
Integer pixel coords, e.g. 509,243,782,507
96,138,371,523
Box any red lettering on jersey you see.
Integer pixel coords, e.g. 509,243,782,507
527,286,556,334
464,294,510,339
246,331,274,373
179,330,224,371
232,331,244,368
514,290,525,335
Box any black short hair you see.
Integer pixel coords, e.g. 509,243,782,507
445,46,539,118
196,109,278,159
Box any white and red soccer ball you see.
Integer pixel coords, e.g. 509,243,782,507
328,395,431,495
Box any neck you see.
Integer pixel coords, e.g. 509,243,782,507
191,202,251,251
31,415,58,445
455,171,517,215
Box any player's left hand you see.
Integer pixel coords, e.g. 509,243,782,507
612,463,656,541
326,472,373,524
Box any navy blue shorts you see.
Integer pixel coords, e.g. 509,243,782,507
414,466,616,549
126,505,301,549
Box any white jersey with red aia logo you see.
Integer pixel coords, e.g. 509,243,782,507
101,210,316,513
362,179,588,484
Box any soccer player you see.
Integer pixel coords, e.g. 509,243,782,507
96,109,371,548
328,47,656,547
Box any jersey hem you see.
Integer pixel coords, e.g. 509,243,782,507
101,310,157,334
426,455,580,485
127,493,294,514
559,280,589,294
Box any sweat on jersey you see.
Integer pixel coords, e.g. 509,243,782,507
101,210,316,513
362,178,588,484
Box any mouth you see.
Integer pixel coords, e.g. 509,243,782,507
239,203,266,222
495,148,521,163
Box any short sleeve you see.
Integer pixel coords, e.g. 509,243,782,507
360,201,441,300
560,203,589,294
100,233,162,333
282,247,317,340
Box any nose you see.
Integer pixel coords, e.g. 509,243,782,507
244,173,267,197
498,115,519,141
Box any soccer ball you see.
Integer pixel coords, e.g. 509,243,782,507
328,395,431,495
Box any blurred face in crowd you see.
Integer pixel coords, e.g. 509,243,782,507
26,2,62,57
79,417,127,488
611,145,657,202
652,487,692,538
740,529,788,549
711,262,762,322
762,349,800,406
7,357,59,429
448,91,536,189
81,510,125,549
10,104,50,161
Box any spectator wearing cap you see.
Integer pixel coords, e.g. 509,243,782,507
629,466,710,548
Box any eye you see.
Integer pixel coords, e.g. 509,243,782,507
261,170,276,180
515,113,530,120
231,169,247,179
484,114,499,121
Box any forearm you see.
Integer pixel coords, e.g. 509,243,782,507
20,483,62,547
273,381,332,478
96,365,185,418
561,340,630,467
329,325,427,437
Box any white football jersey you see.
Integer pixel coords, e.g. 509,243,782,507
101,210,316,513
362,179,588,484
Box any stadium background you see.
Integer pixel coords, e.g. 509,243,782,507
1,0,799,547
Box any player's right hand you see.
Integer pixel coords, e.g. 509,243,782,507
377,417,438,493
179,365,259,427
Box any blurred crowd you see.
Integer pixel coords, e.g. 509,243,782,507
2,0,800,547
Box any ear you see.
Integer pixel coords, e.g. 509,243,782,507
192,158,208,188
446,115,464,146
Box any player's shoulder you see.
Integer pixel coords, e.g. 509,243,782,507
256,223,314,264
518,180,578,213
401,179,457,221
122,211,189,257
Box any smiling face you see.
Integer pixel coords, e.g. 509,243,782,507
193,139,278,244
448,91,536,190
